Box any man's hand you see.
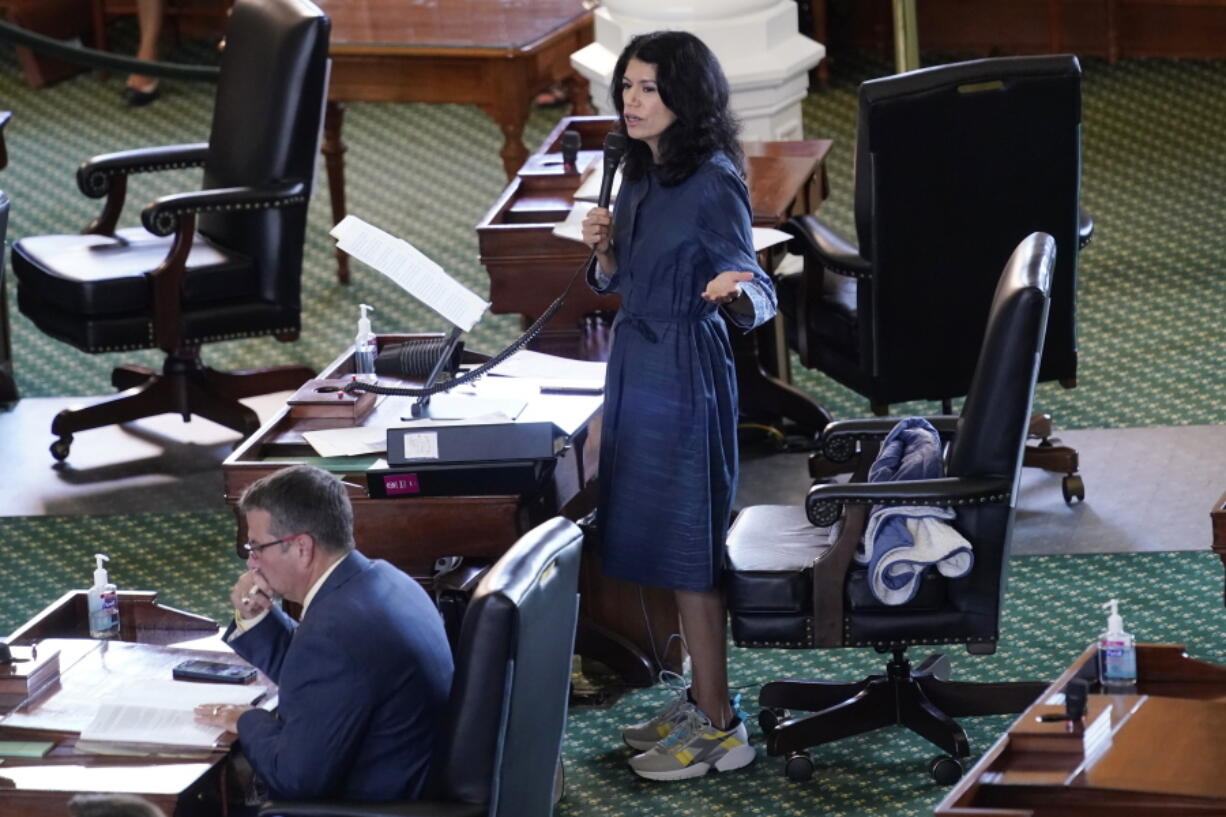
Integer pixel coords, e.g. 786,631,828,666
193,703,254,734
702,271,754,304
230,570,275,619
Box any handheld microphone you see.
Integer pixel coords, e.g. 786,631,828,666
561,130,581,174
597,132,627,209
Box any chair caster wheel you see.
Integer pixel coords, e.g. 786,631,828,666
784,751,814,782
759,707,787,734
1062,474,1085,504
929,754,963,785
50,436,72,461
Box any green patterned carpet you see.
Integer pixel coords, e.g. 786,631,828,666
1,46,1224,426
1,510,1225,816
2,34,1225,816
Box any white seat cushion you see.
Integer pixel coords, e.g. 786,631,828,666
727,504,833,572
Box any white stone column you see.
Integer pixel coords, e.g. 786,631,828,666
571,0,825,141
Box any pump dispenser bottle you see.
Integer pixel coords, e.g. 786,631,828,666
1097,598,1136,693
88,553,120,639
354,303,377,380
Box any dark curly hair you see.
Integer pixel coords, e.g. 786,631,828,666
610,31,743,186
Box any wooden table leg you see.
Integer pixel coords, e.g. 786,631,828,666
563,70,595,116
322,99,350,285
493,109,530,181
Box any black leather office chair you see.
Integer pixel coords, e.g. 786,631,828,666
1,111,14,403
11,0,329,460
260,516,584,817
726,233,1056,784
780,55,1087,501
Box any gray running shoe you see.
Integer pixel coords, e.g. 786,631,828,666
622,674,691,751
628,705,755,781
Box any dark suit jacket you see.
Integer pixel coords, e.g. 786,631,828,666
228,550,454,800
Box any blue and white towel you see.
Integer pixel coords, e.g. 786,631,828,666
854,417,973,605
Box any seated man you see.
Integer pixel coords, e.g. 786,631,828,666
194,464,454,800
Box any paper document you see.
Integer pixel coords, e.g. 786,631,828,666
753,227,792,252
487,350,606,387
303,425,389,458
330,216,490,332
552,200,596,244
573,165,623,204
77,678,266,752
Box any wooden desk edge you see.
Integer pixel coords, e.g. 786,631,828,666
934,643,1226,815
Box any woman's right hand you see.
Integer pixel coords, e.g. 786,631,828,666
581,206,613,254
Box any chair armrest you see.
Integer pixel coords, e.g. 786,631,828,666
805,475,1012,527
819,415,959,462
783,214,871,279
76,143,210,198
260,801,486,817
142,182,308,236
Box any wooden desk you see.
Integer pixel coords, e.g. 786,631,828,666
315,0,595,284
1211,489,1226,604
477,115,835,432
220,335,680,685
1,592,245,817
936,643,1226,816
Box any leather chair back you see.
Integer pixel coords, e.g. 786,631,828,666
200,0,330,306
429,517,583,817
853,55,1080,404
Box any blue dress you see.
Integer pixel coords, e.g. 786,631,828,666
590,151,776,592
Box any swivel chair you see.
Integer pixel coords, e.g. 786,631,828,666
779,55,1087,501
261,516,584,817
726,233,1056,784
11,0,329,460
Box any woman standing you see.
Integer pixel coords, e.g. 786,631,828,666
581,30,776,781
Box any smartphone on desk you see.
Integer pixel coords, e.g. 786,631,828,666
172,659,257,684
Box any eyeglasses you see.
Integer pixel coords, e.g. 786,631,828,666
241,534,301,558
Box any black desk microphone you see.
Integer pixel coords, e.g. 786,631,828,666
561,130,581,173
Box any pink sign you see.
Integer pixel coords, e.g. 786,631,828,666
382,474,421,495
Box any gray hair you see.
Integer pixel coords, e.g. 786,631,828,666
239,464,355,555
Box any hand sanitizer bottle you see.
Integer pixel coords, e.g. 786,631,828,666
88,553,120,639
354,303,377,380
1097,598,1136,693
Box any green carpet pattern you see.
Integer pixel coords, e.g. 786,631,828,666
2,509,1226,816
1,45,1224,428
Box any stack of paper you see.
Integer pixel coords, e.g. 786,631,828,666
75,678,268,755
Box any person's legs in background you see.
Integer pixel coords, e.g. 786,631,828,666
123,0,164,105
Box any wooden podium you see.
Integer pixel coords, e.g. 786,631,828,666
936,643,1226,816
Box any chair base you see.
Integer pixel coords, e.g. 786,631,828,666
758,650,1047,782
49,349,314,460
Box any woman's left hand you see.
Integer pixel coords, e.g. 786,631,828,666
702,271,754,304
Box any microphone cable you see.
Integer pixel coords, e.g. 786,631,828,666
342,247,598,399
